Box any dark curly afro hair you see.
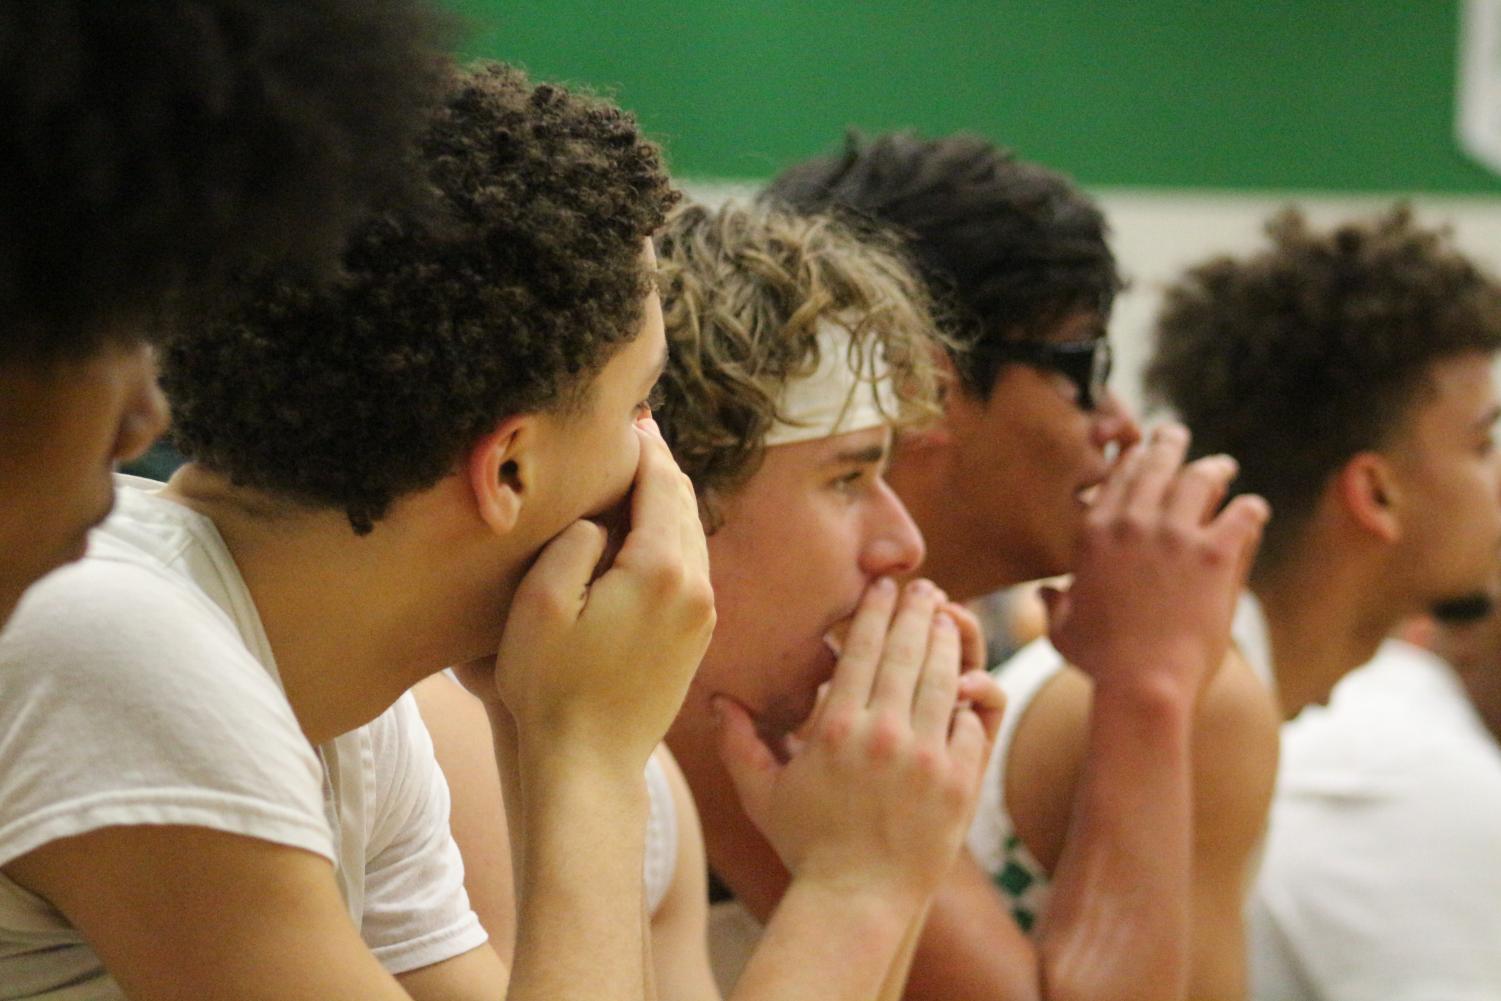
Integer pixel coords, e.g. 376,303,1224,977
763,130,1121,398
161,62,678,534
1145,206,1501,564
0,0,451,366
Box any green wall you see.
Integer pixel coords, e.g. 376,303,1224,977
450,1,1501,193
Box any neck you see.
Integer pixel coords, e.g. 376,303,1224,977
1252,535,1407,719
162,465,524,744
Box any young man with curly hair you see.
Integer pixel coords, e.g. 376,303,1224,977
0,64,716,1001
0,1,450,630
744,132,1275,1001
419,199,1012,1001
1142,208,1501,1001
646,181,1265,1001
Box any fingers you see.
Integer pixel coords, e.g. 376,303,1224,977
957,670,1006,746
822,577,898,713
513,520,609,618
869,580,942,710
714,695,780,822
1164,453,1238,526
1214,492,1271,588
612,421,704,577
911,612,962,736
1120,423,1191,520
942,600,988,672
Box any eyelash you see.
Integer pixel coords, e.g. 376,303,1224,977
636,383,666,415
832,469,867,493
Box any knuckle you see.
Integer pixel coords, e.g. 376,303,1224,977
866,711,906,760
645,557,687,597
1109,511,1149,544
1156,522,1189,553
941,771,972,811
1197,537,1232,569
909,742,943,781
517,580,572,622
817,709,856,749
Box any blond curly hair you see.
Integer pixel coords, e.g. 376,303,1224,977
654,200,951,527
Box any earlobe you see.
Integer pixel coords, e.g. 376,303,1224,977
467,419,527,534
1337,453,1402,543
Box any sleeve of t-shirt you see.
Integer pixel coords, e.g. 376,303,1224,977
1252,728,1501,1001
360,691,488,975
0,557,333,871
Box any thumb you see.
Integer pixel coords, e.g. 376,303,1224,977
713,695,779,823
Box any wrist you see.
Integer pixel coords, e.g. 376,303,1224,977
777,874,919,954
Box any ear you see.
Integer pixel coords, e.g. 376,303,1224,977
1334,451,1402,544
466,416,531,535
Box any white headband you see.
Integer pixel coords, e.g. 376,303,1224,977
763,316,900,447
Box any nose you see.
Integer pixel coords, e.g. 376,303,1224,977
1090,387,1141,453
114,360,170,466
859,479,926,578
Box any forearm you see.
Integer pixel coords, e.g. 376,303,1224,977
506,752,651,1001
730,879,917,1001
1036,679,1195,1001
484,703,529,910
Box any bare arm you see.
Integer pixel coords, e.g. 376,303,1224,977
4,826,430,1001
1030,426,1267,1001
455,421,716,1001
1181,653,1281,1001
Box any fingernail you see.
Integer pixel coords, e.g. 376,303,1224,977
873,577,896,594
909,579,933,596
935,612,956,631
1209,453,1239,475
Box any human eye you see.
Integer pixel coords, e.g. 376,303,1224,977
829,466,873,496
635,381,666,418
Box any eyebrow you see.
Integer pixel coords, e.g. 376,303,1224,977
826,443,888,467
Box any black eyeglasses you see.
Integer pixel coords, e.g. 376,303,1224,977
986,338,1113,410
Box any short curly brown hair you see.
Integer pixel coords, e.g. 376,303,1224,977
654,200,947,528
1,0,451,366
1145,206,1501,564
162,62,678,534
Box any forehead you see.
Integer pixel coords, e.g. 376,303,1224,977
759,424,890,475
1402,351,1498,437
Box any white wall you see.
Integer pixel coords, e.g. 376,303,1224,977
1100,190,1501,413
687,181,1501,412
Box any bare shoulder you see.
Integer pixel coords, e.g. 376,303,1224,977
1003,648,1280,877
1191,647,1281,846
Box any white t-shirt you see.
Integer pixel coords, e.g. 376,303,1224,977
0,477,486,999
1249,639,1501,1001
